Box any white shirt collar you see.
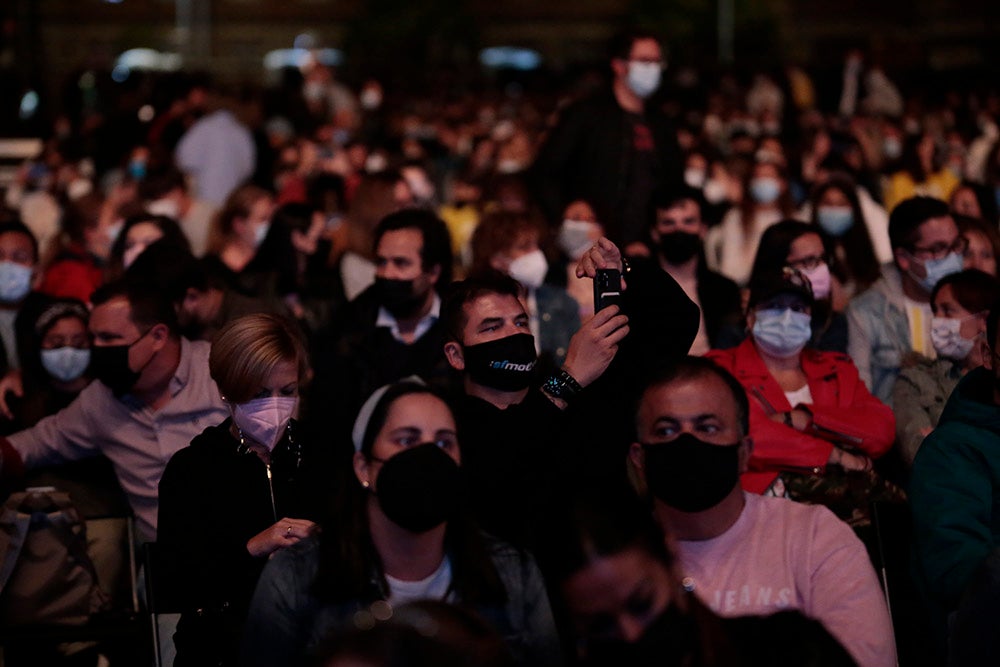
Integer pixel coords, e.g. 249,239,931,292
376,292,441,343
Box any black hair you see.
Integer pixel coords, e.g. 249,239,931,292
0,220,39,264
749,219,826,282
888,196,951,251
951,180,1000,225
373,208,454,289
109,212,192,275
139,167,187,201
634,356,750,440
314,382,507,608
125,240,211,305
91,277,180,336
440,272,524,343
956,214,1000,272
649,185,707,230
931,269,1000,316
607,28,663,62
547,485,673,585
808,173,881,290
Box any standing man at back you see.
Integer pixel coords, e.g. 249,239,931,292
532,30,683,254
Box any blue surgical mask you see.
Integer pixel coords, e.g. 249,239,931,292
752,308,812,358
40,347,91,383
912,251,964,294
816,206,854,237
749,177,781,204
0,261,33,303
627,62,662,99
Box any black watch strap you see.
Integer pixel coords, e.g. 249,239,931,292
541,369,583,401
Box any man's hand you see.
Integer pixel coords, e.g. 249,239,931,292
575,237,627,289
562,305,629,388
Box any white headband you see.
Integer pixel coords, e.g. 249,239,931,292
351,376,426,453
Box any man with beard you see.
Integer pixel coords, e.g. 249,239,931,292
648,187,743,354
306,208,454,462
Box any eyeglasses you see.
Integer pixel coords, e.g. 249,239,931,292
908,236,968,261
786,254,828,272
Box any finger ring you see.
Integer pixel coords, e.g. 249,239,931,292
286,525,292,535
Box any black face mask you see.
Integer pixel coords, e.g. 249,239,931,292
375,277,426,320
642,433,742,513
461,333,538,392
372,443,462,533
89,330,151,397
583,602,697,667
657,231,702,265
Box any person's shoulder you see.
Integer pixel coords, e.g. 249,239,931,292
747,493,846,533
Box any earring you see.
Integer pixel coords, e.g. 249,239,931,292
362,480,370,488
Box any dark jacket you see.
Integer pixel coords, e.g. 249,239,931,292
304,284,454,462
531,92,683,245
157,419,323,667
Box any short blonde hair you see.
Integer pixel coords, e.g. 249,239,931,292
209,313,309,403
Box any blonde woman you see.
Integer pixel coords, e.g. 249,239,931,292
157,313,319,666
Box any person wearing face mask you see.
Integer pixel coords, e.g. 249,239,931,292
107,212,191,281
647,187,743,354
750,220,849,352
531,29,683,253
628,356,896,667
554,199,604,320
440,271,630,554
140,167,219,257
0,279,229,544
202,184,279,299
704,159,795,286
910,302,1000,662
158,313,320,667
847,196,967,405
0,221,50,378
306,208,455,465
893,269,1000,468
555,488,855,667
706,270,896,517
242,380,562,667
470,209,580,369
805,175,885,301
9,299,93,432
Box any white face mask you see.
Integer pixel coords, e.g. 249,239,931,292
703,179,728,204
626,61,662,99
930,316,978,360
147,198,180,220
557,219,601,261
232,396,299,452
508,249,548,290
253,222,270,249
684,168,707,189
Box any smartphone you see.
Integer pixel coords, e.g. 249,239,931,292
594,268,622,313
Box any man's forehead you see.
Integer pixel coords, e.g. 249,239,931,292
640,376,736,421
90,297,132,325
658,200,700,219
377,228,424,255
630,38,662,60
465,293,525,322
916,215,958,242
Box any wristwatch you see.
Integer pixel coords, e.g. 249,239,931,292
541,369,583,402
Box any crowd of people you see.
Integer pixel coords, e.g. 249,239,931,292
3,26,1000,667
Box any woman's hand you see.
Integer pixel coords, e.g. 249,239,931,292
246,518,317,558
828,447,873,472
575,237,628,290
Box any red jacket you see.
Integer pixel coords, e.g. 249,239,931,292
706,338,895,494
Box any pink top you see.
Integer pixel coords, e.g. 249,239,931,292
675,493,896,667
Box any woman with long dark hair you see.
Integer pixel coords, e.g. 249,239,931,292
241,380,561,666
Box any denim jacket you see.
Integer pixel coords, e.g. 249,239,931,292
846,264,912,406
240,534,563,667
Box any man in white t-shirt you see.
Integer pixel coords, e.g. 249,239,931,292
628,356,896,667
